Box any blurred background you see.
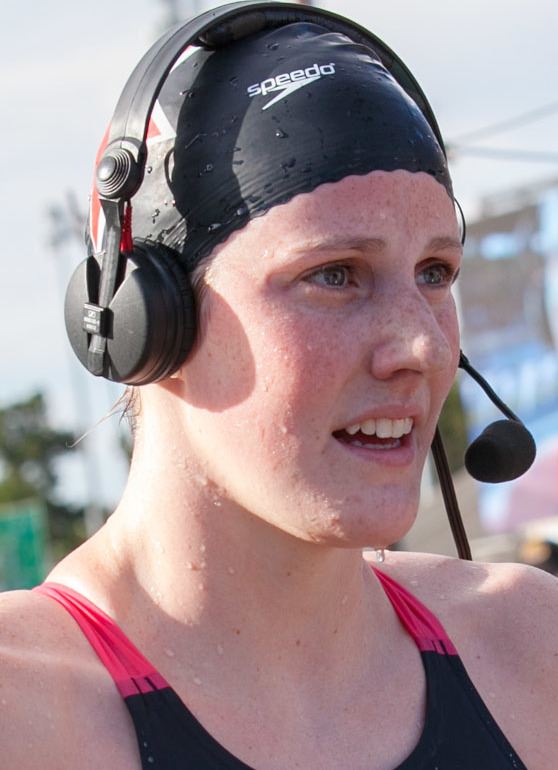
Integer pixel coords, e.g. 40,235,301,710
2,0,558,588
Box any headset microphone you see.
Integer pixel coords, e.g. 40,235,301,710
431,353,537,561
459,352,536,483
464,419,536,483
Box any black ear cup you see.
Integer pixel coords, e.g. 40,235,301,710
64,242,196,385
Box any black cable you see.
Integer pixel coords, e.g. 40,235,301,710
430,427,472,561
458,353,519,421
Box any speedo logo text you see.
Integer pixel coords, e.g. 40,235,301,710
247,62,336,110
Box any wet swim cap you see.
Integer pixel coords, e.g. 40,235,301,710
91,20,452,270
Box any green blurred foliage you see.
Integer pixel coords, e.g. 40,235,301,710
0,392,86,564
438,382,469,474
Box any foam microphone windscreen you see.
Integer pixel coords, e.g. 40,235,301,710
464,419,536,483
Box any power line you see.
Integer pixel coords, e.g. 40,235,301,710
450,101,558,145
448,145,558,164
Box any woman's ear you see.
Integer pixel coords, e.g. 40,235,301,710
157,365,186,397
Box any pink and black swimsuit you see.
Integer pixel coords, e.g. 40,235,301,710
33,569,528,769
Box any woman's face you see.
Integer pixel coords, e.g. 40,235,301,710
176,170,462,548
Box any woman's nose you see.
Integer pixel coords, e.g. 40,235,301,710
367,289,456,380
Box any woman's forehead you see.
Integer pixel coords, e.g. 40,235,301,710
248,171,455,236
209,170,459,268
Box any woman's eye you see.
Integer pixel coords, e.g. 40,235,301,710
305,264,353,288
417,263,456,287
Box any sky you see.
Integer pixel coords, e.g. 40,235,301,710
2,0,558,508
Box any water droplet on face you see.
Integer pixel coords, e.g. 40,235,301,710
147,756,155,764
146,165,153,174
274,128,288,138
164,648,175,658
267,42,279,51
204,163,214,173
193,676,202,685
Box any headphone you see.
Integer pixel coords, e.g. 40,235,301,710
63,0,447,386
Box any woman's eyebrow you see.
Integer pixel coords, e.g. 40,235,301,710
296,237,387,255
295,235,463,256
427,236,463,253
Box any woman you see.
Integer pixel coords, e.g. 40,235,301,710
1,4,557,768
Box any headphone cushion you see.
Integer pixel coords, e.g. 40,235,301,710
64,242,196,385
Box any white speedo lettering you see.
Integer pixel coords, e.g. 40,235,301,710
247,62,336,110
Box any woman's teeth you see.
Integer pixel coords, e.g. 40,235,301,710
345,417,413,439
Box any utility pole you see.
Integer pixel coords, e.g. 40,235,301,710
47,193,107,537
158,0,203,29
159,0,181,27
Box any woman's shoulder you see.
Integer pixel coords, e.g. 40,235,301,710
0,587,138,769
370,548,558,627
368,549,558,765
368,549,558,646
0,587,70,672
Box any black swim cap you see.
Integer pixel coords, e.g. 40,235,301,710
90,21,452,270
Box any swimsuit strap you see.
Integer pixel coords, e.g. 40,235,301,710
371,566,458,655
33,582,169,698
34,568,456,696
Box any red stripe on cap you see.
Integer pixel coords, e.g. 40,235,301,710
146,116,161,140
